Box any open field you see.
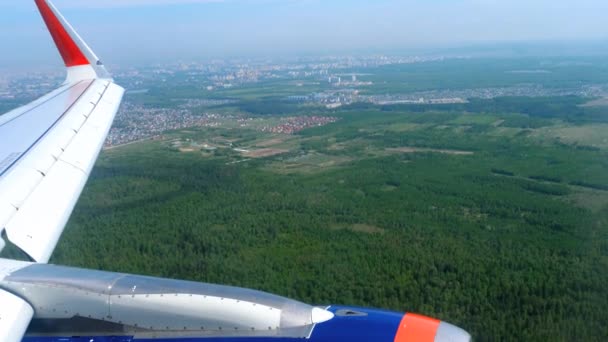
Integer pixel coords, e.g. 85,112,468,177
386,147,474,155
243,148,289,158
533,124,608,149
330,223,386,234
583,97,608,107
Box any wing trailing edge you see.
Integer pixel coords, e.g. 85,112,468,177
34,0,111,82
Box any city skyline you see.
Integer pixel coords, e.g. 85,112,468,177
0,0,607,68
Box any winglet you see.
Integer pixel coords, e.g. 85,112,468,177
34,0,111,82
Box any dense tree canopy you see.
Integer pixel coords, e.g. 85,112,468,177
31,101,608,341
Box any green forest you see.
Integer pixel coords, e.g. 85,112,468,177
25,94,608,341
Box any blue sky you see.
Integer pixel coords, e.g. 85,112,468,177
0,0,607,68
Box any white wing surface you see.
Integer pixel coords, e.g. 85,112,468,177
0,0,124,265
0,1,123,340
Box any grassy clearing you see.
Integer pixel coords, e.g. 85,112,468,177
386,147,474,155
267,153,353,174
567,188,608,213
582,97,608,107
534,124,608,149
330,223,386,234
448,114,501,125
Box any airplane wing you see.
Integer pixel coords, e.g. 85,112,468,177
0,1,124,340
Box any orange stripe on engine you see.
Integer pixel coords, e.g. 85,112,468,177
394,313,441,342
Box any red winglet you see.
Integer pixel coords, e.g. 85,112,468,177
35,0,89,67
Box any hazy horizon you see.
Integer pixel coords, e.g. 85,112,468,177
0,0,607,68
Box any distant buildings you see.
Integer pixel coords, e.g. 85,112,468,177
3,55,606,150
104,102,239,147
261,116,339,134
327,74,372,88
